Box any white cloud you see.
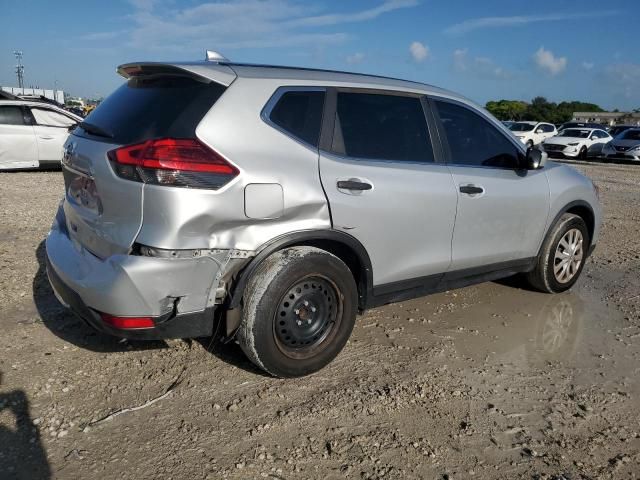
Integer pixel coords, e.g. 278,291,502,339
533,47,567,76
581,61,595,70
409,41,430,63
89,0,419,51
445,11,619,35
346,52,365,65
452,48,510,79
286,0,418,27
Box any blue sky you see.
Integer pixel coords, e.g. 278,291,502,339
1,0,638,110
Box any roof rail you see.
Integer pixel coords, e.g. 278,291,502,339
205,50,228,62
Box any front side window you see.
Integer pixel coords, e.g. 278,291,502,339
435,100,521,169
0,105,26,125
542,124,555,133
332,92,434,163
31,108,76,128
269,90,325,147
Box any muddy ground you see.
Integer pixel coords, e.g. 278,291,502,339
0,160,639,479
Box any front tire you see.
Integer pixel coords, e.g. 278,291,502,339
238,246,357,377
526,213,589,293
579,146,588,160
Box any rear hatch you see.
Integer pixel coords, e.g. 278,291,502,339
61,62,234,259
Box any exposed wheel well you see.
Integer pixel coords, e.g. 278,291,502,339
227,232,372,313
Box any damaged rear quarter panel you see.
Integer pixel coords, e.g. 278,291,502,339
134,77,331,252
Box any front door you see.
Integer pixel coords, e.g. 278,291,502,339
319,90,458,287
431,98,550,270
0,105,38,169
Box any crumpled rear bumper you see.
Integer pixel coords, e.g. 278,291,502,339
45,205,229,339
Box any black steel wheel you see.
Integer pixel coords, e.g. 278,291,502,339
238,246,357,377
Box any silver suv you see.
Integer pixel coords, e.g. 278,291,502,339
46,54,601,377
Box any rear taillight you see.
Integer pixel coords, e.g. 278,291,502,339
107,138,239,189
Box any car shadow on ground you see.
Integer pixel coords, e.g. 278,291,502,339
33,241,268,375
0,386,51,480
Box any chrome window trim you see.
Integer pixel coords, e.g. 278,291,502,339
260,86,326,151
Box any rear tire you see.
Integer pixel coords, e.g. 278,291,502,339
526,214,589,293
237,246,357,377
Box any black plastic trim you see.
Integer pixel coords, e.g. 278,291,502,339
368,258,535,308
228,229,374,311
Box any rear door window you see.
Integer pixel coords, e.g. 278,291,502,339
269,90,325,147
0,105,26,125
79,75,226,144
332,92,434,163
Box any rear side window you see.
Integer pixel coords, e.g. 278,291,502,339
435,100,522,169
31,108,76,128
269,90,325,147
0,106,26,125
79,75,225,144
332,92,434,163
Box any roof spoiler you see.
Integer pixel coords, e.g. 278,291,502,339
116,61,237,87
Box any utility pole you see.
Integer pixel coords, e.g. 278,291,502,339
14,50,25,89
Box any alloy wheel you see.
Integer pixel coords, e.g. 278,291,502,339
553,228,584,283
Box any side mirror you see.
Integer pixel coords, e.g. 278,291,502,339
526,147,547,170
535,128,544,134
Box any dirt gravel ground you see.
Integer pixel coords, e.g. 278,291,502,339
0,160,639,479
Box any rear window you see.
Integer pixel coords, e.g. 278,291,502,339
332,92,434,163
79,75,225,144
269,90,325,147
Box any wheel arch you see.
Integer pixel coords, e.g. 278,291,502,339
228,230,373,312
540,200,596,257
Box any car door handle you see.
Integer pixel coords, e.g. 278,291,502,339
337,180,373,191
459,184,484,195
39,135,54,140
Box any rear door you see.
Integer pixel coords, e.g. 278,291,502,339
0,104,38,169
61,72,227,259
28,107,77,163
319,89,458,287
430,98,550,270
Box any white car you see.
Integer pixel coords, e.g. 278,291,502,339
542,128,612,160
508,121,557,148
0,100,82,170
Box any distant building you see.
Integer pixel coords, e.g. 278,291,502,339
573,111,640,127
1,86,65,105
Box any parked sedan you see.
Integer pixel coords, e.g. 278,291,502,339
509,121,557,147
601,128,640,162
542,128,612,160
0,100,82,169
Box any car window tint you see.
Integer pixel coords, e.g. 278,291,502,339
269,90,325,147
435,100,521,169
81,75,226,144
0,106,26,125
333,92,434,162
31,108,76,128
543,124,555,133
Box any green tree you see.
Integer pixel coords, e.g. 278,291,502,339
485,100,528,120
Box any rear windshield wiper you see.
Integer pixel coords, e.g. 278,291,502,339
78,121,114,139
